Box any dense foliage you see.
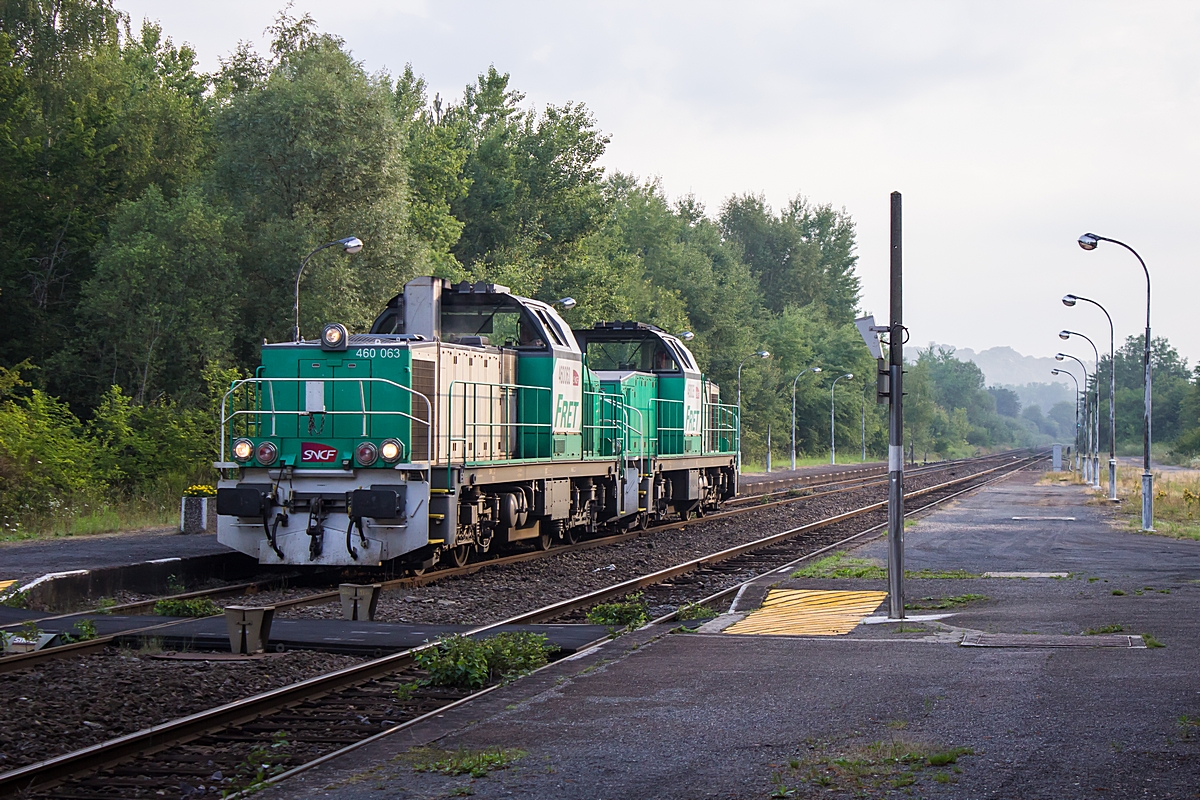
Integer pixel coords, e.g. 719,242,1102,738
1,2,1195,530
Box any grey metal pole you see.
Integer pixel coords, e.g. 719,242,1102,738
887,191,905,620
830,373,852,465
1077,234,1152,528
861,384,867,462
737,361,745,475
1053,368,1079,474
766,424,771,473
1065,296,1118,500
1062,332,1100,488
791,366,820,471
1058,353,1090,481
830,381,836,465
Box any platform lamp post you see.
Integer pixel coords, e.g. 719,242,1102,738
830,373,854,465
1052,368,1082,473
1059,330,1101,489
1063,294,1118,502
790,366,822,470
294,237,364,342
861,382,868,463
1056,353,1092,483
736,350,771,473
1077,233,1153,530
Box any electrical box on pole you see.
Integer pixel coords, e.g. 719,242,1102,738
887,191,905,620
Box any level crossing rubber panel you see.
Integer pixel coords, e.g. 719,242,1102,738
724,589,888,636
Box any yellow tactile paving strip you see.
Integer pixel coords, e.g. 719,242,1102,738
0,580,15,593
724,589,889,636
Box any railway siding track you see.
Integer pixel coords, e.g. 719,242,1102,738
0,451,1043,798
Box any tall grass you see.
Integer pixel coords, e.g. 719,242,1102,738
1113,469,1200,540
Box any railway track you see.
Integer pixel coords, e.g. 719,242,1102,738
2,450,1032,676
0,450,1033,676
0,450,1044,798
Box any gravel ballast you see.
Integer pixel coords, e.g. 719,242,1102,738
0,649,364,771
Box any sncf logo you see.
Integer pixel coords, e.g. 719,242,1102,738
301,442,339,463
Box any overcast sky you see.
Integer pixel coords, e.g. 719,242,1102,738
121,0,1199,373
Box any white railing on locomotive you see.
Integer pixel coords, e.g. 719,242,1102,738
704,401,739,454
648,397,685,456
220,377,433,464
583,390,646,460
445,379,553,465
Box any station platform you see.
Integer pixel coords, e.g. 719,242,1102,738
0,608,609,657
258,468,1200,800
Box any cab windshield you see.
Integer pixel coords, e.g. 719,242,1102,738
586,338,679,372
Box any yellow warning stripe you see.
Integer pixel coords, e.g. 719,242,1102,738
724,589,888,636
0,580,15,593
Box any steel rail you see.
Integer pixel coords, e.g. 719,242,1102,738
249,453,1045,797
653,455,1046,624
0,452,1040,796
0,450,1035,675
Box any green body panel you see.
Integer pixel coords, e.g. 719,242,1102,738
655,375,686,455
516,353,582,460
598,373,657,457
233,344,417,470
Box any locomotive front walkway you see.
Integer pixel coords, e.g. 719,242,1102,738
260,468,1200,800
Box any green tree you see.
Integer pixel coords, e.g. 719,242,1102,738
80,186,238,404
211,9,418,358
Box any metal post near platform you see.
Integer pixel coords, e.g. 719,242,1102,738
887,192,905,620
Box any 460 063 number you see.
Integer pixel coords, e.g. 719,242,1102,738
353,348,404,359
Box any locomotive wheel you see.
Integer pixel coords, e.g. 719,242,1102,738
449,545,470,568
408,564,426,577
564,525,580,545
537,531,553,551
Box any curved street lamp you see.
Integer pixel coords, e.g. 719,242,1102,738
790,366,822,470
294,236,364,342
1051,368,1082,473
736,350,771,473
1063,293,1118,501
1059,330,1101,489
1056,353,1092,483
1077,233,1153,530
830,373,854,465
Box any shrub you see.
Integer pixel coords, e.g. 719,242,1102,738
586,592,650,630
415,632,555,690
153,597,221,617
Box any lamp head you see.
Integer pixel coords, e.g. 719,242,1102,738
555,297,577,310
338,236,363,254
1051,369,1061,376
812,367,822,373
1062,294,1077,307
679,331,695,341
1055,353,1065,361
1059,330,1070,340
1077,233,1099,251
757,350,771,358
846,373,854,380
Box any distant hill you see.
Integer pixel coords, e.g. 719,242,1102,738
906,344,1077,412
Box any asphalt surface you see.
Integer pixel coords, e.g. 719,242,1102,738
257,467,1200,800
0,528,236,584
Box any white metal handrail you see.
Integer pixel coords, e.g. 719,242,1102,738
220,377,433,464
445,379,553,466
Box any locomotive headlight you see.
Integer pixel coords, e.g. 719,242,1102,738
356,441,379,466
380,439,402,463
232,438,253,462
255,441,278,465
321,323,349,351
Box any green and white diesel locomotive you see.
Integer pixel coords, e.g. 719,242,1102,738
215,277,740,569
